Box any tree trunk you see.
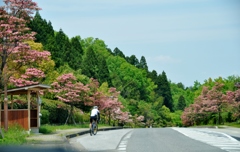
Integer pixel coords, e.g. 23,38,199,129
65,109,70,125
70,105,76,125
4,82,8,131
108,111,111,125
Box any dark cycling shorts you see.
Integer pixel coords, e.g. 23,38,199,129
90,115,97,123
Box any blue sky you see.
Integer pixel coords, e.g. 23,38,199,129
33,0,240,87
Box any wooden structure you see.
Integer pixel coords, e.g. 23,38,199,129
0,84,50,133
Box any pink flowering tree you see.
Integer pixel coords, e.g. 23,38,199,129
229,89,240,121
9,68,45,87
50,73,92,124
181,83,238,126
0,0,51,130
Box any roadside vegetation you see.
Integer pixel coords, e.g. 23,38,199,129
0,124,28,145
0,1,240,146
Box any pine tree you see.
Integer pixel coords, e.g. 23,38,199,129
81,46,98,79
113,47,126,59
138,56,148,72
54,29,71,68
68,36,84,70
148,70,158,84
177,95,186,111
28,11,54,45
126,55,139,67
156,71,174,111
96,54,112,86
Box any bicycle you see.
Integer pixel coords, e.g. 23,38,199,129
90,119,98,136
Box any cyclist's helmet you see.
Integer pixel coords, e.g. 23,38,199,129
94,106,98,109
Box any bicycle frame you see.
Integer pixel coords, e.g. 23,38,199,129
90,119,98,136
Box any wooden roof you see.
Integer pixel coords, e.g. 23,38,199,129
1,84,51,95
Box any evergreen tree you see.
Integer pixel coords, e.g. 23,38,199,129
113,47,126,59
68,36,84,70
54,29,71,68
156,71,174,111
126,55,139,67
81,46,98,79
138,56,148,71
177,95,186,111
148,70,158,84
28,11,54,45
96,54,112,86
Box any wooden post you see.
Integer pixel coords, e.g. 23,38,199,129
27,90,30,132
0,100,1,128
11,95,13,109
37,92,40,128
4,82,8,131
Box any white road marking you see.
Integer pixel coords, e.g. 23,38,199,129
173,127,240,152
117,131,133,152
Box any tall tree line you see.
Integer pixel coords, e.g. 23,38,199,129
28,12,175,112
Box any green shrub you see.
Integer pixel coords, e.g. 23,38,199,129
56,108,68,124
39,125,55,134
74,112,83,124
40,109,50,124
0,124,28,145
41,100,58,123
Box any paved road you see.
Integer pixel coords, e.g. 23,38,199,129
70,127,240,152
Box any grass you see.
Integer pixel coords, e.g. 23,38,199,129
39,123,110,134
0,124,28,145
222,122,240,128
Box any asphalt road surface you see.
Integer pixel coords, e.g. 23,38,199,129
70,127,240,152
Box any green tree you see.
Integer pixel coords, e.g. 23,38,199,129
53,29,71,68
68,36,84,70
177,95,186,111
138,56,148,72
156,71,174,112
126,55,139,67
96,54,112,86
148,70,158,85
113,47,126,59
28,11,54,45
81,46,98,79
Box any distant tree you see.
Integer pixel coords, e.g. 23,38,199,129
138,56,148,72
81,46,98,79
155,71,174,111
28,11,54,45
177,82,185,90
113,47,125,59
68,36,84,70
126,55,139,67
177,95,186,111
148,70,158,84
96,54,111,86
181,83,237,126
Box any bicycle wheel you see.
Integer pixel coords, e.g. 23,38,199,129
90,123,94,136
90,127,92,136
93,123,98,135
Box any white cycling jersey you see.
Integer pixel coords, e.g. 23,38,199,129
90,109,99,117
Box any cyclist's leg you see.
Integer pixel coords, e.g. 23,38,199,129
89,117,93,129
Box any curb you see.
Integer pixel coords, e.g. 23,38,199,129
65,126,123,139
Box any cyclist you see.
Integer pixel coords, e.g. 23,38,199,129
90,106,100,129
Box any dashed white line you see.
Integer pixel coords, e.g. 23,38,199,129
117,131,133,152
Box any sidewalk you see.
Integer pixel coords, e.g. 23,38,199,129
23,127,123,151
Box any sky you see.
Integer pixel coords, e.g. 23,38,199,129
5,0,240,87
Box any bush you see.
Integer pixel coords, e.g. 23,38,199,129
0,124,28,145
40,109,50,124
41,100,58,123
